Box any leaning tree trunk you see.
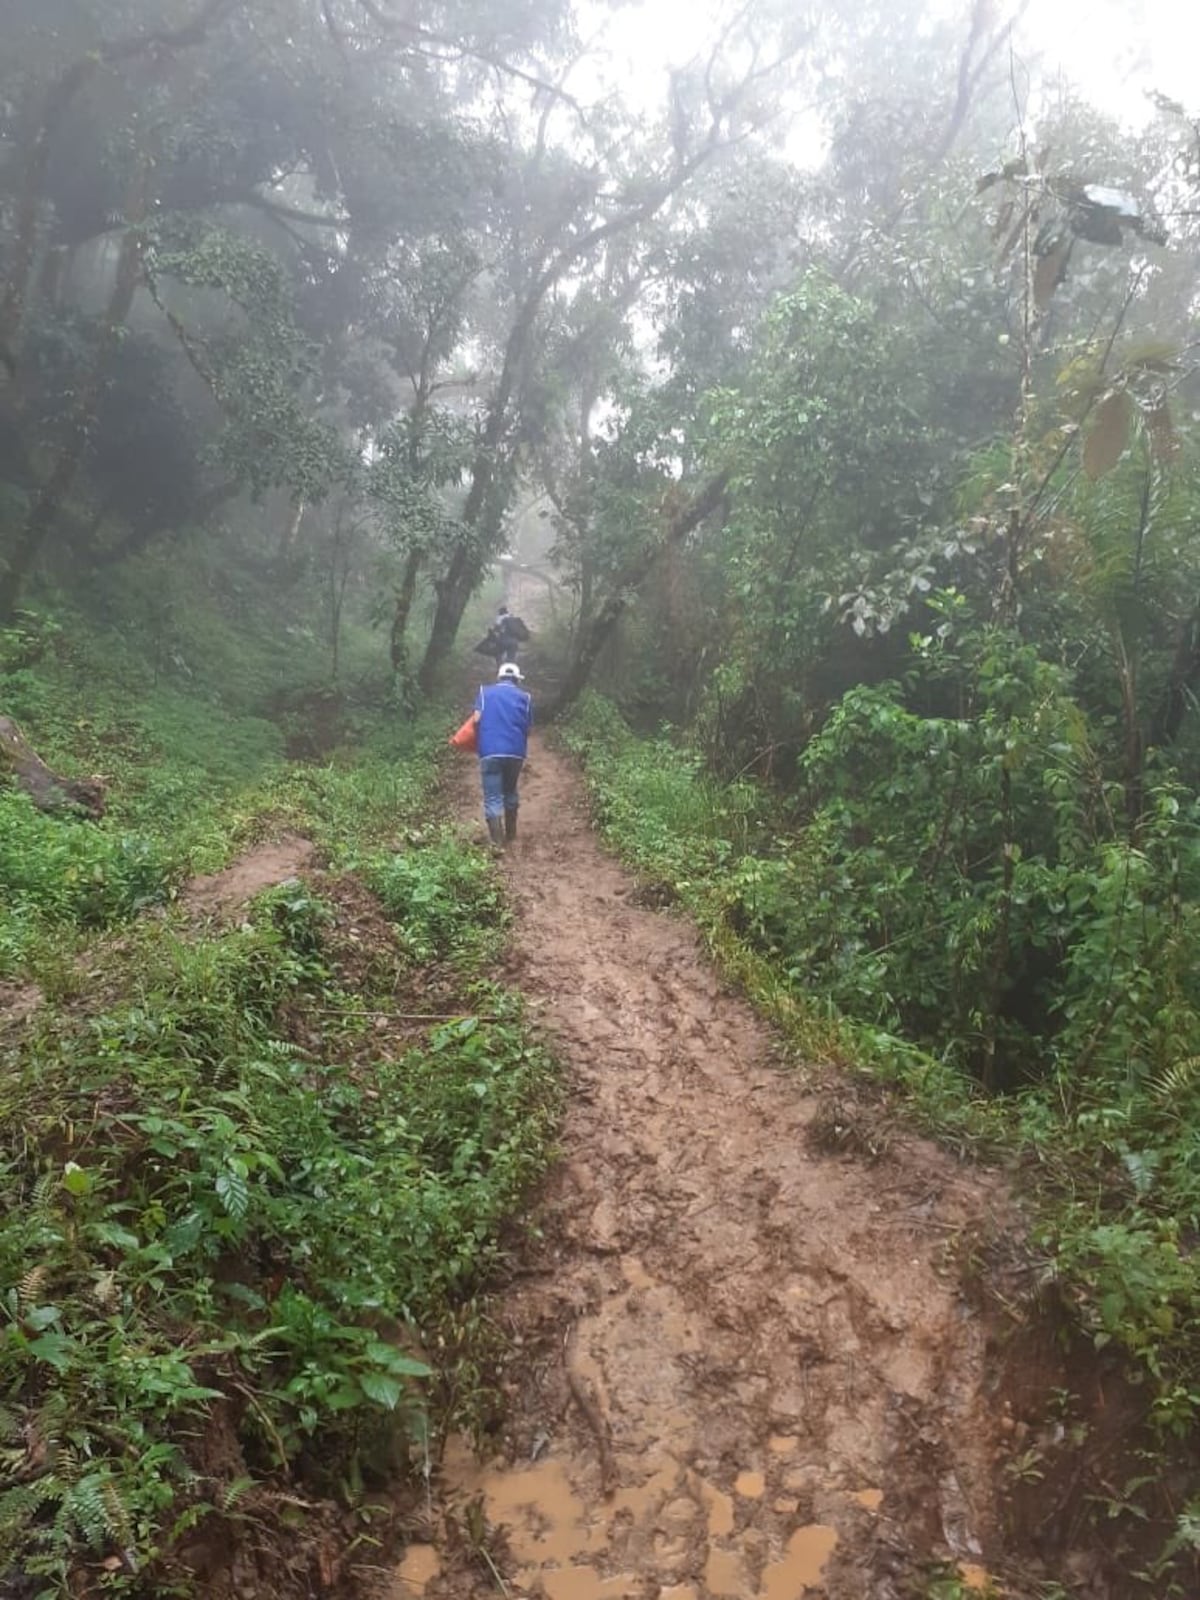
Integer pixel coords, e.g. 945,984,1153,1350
0,466,73,622
553,592,627,714
418,540,477,693
1151,601,1200,751
551,473,730,717
417,273,546,693
0,716,105,817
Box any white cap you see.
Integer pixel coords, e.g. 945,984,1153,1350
497,662,524,681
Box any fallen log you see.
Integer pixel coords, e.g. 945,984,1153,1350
0,715,105,818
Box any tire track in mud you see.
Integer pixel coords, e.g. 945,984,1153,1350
400,733,1016,1600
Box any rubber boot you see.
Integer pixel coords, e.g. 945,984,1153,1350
486,814,505,850
504,807,518,844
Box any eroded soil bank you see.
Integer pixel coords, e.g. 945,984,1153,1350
392,735,1028,1600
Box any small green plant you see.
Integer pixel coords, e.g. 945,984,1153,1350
915,1560,1001,1599
369,834,508,966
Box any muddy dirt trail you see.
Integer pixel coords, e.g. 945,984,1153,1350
398,734,1019,1600
185,834,316,912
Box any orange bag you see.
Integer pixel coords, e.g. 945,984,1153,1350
449,715,478,752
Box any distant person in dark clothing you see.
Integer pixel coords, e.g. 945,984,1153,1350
491,604,530,666
472,606,531,672
471,661,533,848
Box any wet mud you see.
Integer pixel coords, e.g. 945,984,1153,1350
394,734,1020,1600
184,834,316,912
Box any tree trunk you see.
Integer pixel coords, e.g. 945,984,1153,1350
554,592,627,713
552,472,729,716
278,497,306,557
1114,635,1143,832
0,60,102,371
0,715,105,817
390,547,424,673
1150,601,1200,750
978,768,1014,1093
418,539,477,692
0,452,85,621
576,548,595,647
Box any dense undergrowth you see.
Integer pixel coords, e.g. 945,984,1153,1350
0,604,558,1595
564,685,1200,1582
0,579,432,978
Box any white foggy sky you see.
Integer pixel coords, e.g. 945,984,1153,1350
1029,0,1200,117
572,0,1200,157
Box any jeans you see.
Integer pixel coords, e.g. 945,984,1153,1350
480,756,523,820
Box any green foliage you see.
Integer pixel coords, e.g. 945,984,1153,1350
144,219,352,503
0,846,556,1591
0,790,169,975
563,692,768,888
730,622,1108,1078
3,0,1199,1589
370,834,508,966
679,272,948,761
0,592,556,1589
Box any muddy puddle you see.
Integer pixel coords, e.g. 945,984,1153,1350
417,1417,996,1600
435,1431,854,1600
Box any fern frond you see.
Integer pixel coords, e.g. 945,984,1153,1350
18,1264,48,1307
35,1387,67,1446
0,1473,63,1537
1153,1056,1200,1105
52,1443,81,1485
67,1473,112,1548
221,1473,255,1512
101,1479,132,1545
263,1037,303,1057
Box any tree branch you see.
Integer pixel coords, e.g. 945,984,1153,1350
233,191,351,230
349,0,586,114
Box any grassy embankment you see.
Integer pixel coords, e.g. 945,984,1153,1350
0,594,558,1594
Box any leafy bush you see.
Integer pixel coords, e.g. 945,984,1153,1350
0,625,555,1588
564,692,769,888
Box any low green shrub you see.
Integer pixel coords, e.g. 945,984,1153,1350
0,790,171,976
369,832,507,966
0,626,558,1589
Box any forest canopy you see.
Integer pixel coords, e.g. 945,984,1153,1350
4,0,1192,704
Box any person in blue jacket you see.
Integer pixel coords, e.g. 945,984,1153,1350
472,661,533,848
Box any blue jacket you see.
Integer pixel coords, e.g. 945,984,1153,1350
475,681,533,759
